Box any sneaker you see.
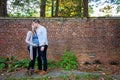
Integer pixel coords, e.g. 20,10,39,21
40,71,47,75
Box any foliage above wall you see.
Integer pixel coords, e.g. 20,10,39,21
0,0,119,17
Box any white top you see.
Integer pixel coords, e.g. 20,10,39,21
25,31,38,60
36,25,48,46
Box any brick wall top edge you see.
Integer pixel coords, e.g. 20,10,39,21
0,17,120,20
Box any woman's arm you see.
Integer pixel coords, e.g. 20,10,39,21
25,31,36,46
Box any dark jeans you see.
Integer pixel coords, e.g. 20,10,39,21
27,46,40,70
37,45,48,71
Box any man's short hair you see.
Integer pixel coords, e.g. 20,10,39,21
33,19,40,24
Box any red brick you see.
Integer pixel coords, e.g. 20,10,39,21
0,18,119,63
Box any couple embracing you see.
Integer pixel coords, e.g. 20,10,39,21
25,19,48,75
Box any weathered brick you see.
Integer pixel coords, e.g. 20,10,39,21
0,18,119,63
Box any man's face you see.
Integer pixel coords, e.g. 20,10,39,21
32,22,38,28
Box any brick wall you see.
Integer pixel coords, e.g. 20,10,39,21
0,18,120,62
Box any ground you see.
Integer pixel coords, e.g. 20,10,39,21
0,53,120,80
76,53,120,75
0,69,120,80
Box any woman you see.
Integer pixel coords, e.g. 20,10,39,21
25,25,39,76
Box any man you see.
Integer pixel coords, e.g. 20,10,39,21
32,19,48,75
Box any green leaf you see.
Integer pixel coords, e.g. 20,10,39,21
0,63,5,70
58,50,78,70
10,56,15,61
0,58,6,63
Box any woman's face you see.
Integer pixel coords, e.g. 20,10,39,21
32,22,38,28
31,24,35,31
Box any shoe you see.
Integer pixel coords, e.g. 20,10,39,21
34,69,42,73
30,69,34,75
25,70,29,76
40,71,47,75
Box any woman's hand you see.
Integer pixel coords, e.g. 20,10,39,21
34,44,38,47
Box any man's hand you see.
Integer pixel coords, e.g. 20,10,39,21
41,46,44,51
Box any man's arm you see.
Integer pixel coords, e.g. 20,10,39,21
41,27,47,46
